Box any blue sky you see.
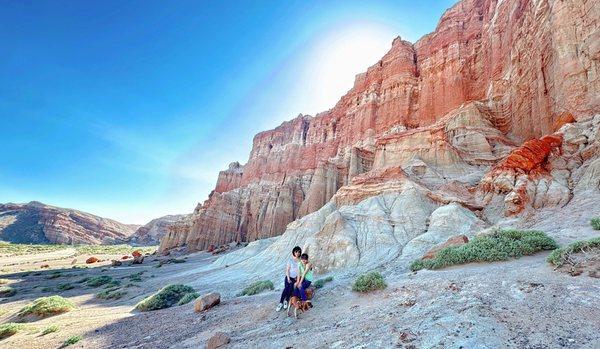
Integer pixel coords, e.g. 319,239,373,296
0,0,455,224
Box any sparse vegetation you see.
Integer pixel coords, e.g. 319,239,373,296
314,276,334,289
57,283,74,291
0,286,16,297
0,242,156,256
0,323,24,339
96,288,126,300
591,217,600,230
352,271,387,293
17,295,75,320
547,237,600,267
86,275,113,287
410,229,558,271
75,277,90,284
41,324,60,335
63,335,82,346
177,292,199,305
128,272,144,282
135,284,197,311
41,287,54,292
46,271,62,279
104,280,121,288
238,280,274,296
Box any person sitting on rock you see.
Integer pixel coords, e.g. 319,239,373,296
276,246,302,312
294,253,314,306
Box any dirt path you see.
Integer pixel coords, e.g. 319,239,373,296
1,247,599,349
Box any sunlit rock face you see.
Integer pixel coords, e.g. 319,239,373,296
0,201,138,245
159,0,600,253
130,214,191,246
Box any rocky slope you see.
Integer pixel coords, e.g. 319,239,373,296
129,214,191,246
0,201,139,245
160,0,600,253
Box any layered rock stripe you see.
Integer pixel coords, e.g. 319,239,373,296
159,0,600,253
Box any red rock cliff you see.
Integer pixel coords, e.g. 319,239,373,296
159,0,600,252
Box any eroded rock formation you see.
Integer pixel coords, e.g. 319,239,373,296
160,0,600,253
0,201,138,244
130,214,191,246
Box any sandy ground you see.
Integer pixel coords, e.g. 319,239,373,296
1,237,599,349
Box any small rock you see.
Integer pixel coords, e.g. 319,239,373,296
195,292,221,312
121,255,130,260
132,255,144,264
111,260,122,267
86,256,100,264
207,332,230,349
40,264,50,269
70,258,77,265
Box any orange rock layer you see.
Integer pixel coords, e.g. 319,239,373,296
159,0,600,253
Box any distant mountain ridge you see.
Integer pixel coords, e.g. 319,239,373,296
0,201,140,245
129,214,191,246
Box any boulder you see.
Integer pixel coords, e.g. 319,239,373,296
422,235,469,260
132,255,144,264
132,250,142,258
111,260,122,267
195,292,221,312
86,257,100,264
207,332,230,349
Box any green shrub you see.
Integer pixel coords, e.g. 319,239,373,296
128,272,144,282
96,289,126,300
104,280,121,288
75,277,89,284
41,324,60,335
17,295,75,320
547,237,600,267
238,280,274,296
86,275,112,287
352,272,387,293
41,287,54,292
0,286,16,297
591,217,600,230
177,292,199,305
410,229,558,271
314,276,334,289
46,271,62,279
57,283,74,291
63,335,82,346
0,323,24,339
135,284,196,311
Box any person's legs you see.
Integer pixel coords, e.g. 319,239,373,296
279,276,290,304
299,280,312,302
285,277,296,302
279,276,293,304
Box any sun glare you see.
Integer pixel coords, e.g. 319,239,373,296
300,22,399,114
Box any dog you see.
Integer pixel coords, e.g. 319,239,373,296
287,296,311,319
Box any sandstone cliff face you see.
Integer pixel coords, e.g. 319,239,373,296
0,201,138,245
160,0,600,253
130,214,191,246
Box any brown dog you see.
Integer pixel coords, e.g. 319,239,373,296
287,296,310,319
